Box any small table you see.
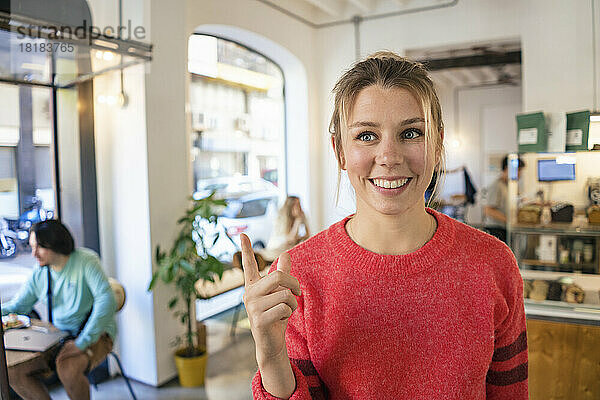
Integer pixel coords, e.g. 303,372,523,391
5,320,59,368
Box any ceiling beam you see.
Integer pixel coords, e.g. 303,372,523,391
505,64,522,78
419,51,521,71
303,0,345,17
478,67,496,82
452,69,472,85
438,70,463,87
460,67,483,83
429,71,453,88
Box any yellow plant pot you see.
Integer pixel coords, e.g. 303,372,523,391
174,348,207,387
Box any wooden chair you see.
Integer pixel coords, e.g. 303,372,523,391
87,278,137,400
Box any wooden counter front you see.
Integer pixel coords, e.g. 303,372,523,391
527,319,600,399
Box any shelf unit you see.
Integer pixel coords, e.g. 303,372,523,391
510,223,600,318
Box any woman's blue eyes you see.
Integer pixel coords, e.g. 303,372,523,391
357,132,377,141
356,128,423,141
403,128,423,140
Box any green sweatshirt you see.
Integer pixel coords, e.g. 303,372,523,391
2,248,117,350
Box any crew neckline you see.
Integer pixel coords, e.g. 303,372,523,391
329,208,456,274
48,252,74,276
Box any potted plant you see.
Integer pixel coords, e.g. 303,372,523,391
148,192,226,387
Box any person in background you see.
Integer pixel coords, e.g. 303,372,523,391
424,165,465,204
1,220,116,400
484,155,525,242
264,196,310,260
241,52,527,399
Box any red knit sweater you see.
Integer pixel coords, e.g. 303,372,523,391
252,209,528,399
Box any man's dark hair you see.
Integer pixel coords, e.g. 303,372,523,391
502,155,526,171
31,220,75,255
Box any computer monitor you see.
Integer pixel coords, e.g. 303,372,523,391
537,158,576,182
509,158,520,180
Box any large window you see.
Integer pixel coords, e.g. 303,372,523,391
0,84,56,265
0,79,95,271
188,34,286,258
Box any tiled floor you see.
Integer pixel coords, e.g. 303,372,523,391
48,307,258,400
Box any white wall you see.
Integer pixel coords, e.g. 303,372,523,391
94,64,158,384
317,0,599,227
520,0,597,113
141,0,192,385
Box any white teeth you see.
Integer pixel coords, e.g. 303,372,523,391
372,178,409,189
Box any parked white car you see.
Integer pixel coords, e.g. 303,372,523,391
194,178,281,262
196,192,280,261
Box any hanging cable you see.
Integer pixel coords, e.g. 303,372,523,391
352,15,361,59
592,0,598,111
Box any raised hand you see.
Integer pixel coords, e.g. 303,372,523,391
240,233,301,364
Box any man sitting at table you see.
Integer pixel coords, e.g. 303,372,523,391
1,220,116,400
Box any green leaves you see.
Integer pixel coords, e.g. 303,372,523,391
179,260,194,274
168,297,178,309
148,272,159,291
147,194,226,354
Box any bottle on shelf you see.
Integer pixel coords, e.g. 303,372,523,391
572,239,584,264
559,245,570,264
583,241,594,263
541,205,552,225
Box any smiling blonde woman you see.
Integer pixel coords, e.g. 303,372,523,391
241,52,528,400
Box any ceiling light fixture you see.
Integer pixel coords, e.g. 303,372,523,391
449,138,461,149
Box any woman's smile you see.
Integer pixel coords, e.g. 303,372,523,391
368,177,412,195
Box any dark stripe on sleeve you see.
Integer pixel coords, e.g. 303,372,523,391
291,358,328,400
309,384,328,400
486,362,528,386
492,331,527,361
291,358,319,376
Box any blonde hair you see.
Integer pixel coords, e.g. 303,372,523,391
329,51,446,206
277,196,300,233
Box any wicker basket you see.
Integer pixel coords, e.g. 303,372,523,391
518,205,542,224
588,205,600,225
